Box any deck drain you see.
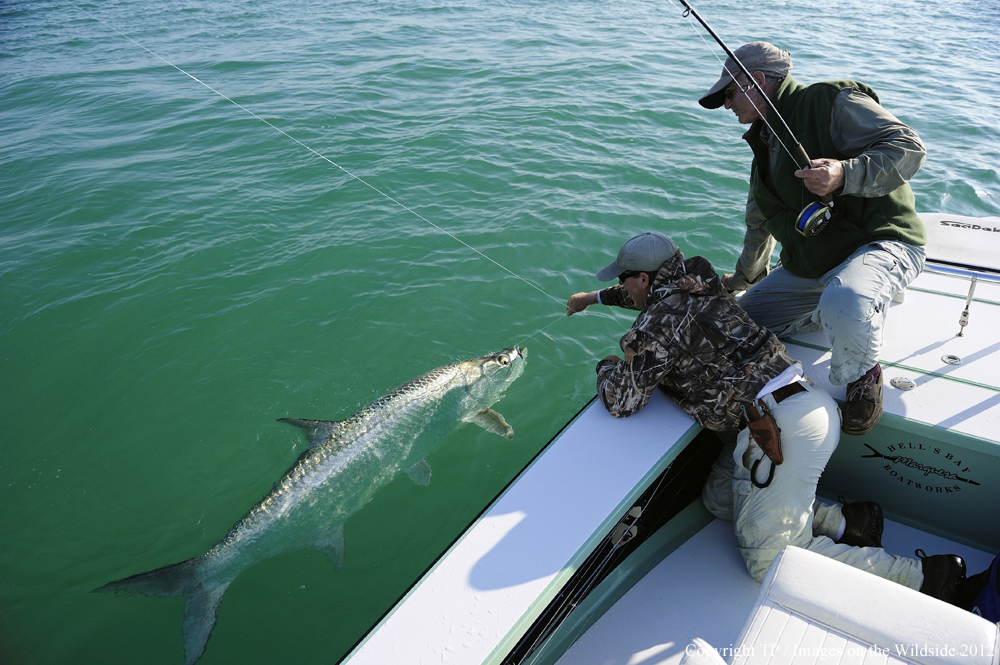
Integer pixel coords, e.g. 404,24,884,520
890,377,916,390
942,354,963,365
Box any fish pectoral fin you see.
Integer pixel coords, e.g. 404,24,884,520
405,460,432,486
466,408,514,439
317,525,346,571
277,418,341,448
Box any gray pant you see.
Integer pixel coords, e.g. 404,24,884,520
737,241,925,385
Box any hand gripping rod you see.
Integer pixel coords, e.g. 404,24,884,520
678,0,812,171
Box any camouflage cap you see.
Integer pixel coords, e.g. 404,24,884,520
699,41,792,109
596,232,680,282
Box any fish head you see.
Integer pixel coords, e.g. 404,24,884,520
459,346,527,407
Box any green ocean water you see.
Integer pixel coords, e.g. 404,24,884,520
1,0,998,662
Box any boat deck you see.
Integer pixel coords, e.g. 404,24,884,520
555,513,995,665
786,267,1000,444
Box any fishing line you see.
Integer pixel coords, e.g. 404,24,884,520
515,313,565,349
66,1,569,324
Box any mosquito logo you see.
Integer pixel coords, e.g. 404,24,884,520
862,444,980,486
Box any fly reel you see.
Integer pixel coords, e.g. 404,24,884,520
795,199,834,237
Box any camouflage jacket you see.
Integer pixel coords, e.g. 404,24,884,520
596,253,795,431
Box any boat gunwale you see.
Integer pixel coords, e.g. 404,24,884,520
485,417,704,665
338,397,597,663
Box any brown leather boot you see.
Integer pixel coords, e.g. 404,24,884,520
917,550,967,606
842,364,883,435
837,497,883,548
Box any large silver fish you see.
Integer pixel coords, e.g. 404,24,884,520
95,347,526,665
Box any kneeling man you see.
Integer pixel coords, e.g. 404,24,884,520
567,231,977,606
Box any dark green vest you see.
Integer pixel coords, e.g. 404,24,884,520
745,76,925,278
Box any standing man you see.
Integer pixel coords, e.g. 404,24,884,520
567,231,975,604
699,42,926,435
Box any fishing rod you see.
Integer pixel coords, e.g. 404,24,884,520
680,0,810,170
677,0,835,237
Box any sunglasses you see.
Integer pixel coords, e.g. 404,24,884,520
618,270,644,284
724,79,750,102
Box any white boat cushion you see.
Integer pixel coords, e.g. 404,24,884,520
921,212,1000,273
726,546,1000,665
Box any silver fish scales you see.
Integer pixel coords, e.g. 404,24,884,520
95,347,526,665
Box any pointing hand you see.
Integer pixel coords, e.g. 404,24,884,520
567,291,599,316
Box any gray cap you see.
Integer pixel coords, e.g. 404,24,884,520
596,232,680,282
698,42,792,109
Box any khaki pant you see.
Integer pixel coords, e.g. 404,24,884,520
702,382,923,588
737,240,925,386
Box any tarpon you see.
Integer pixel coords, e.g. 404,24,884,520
95,346,526,665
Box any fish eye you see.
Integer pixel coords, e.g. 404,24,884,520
498,355,510,366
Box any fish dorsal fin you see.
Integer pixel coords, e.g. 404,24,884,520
277,418,342,448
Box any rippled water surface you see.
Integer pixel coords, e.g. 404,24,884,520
2,0,998,662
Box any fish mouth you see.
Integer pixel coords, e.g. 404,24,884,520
504,346,527,366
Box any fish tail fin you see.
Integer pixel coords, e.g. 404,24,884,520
94,557,232,665
180,582,231,665
93,557,198,598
